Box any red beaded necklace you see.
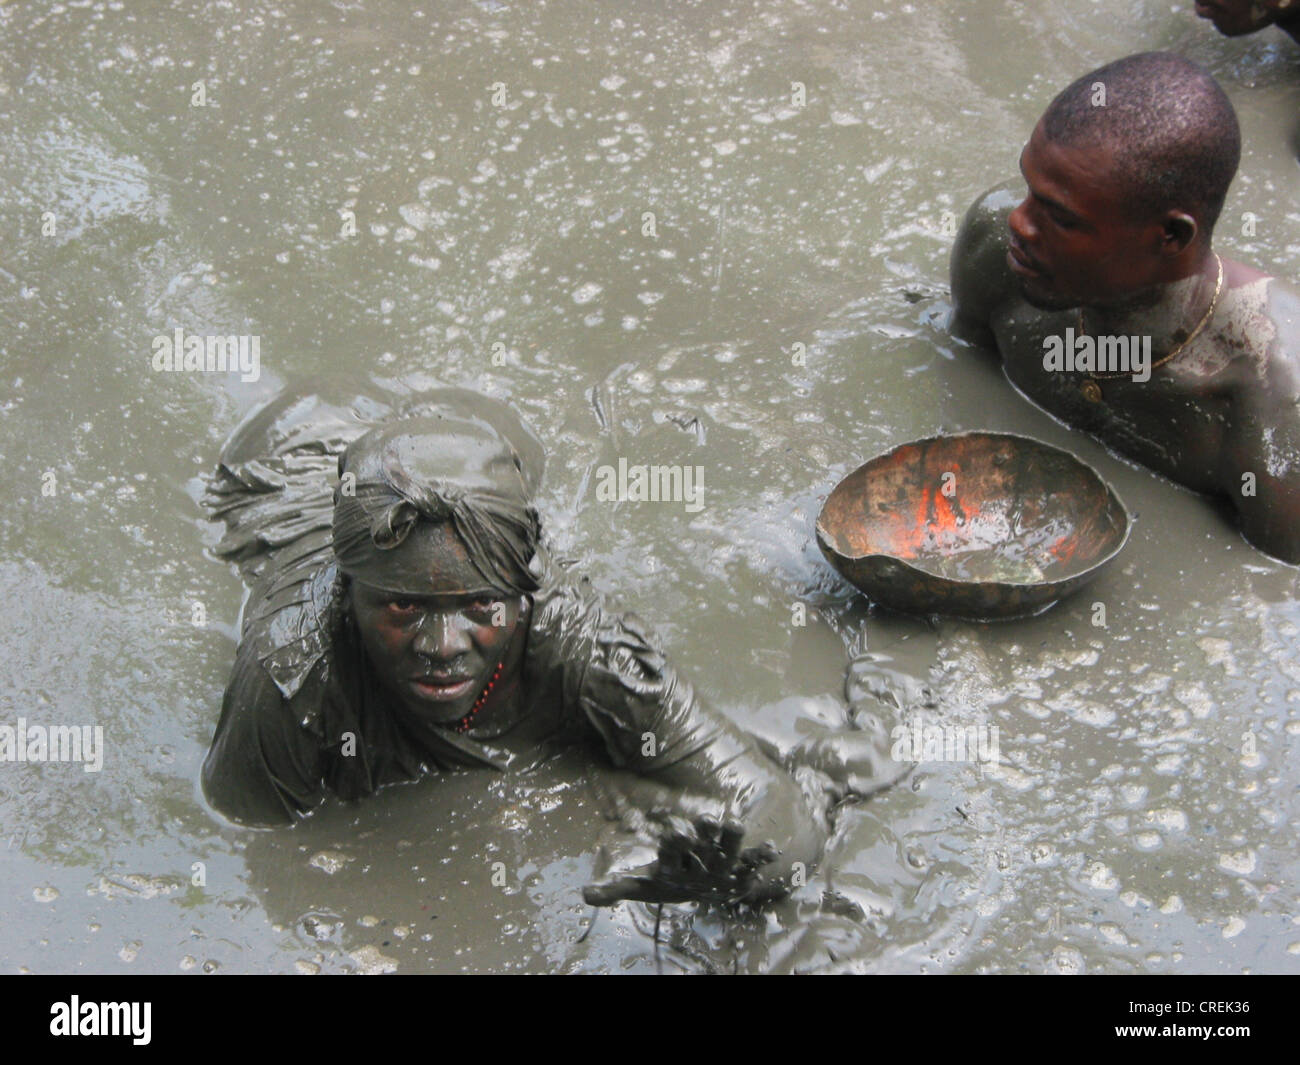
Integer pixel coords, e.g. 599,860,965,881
454,662,504,734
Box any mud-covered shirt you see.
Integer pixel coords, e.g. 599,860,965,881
199,383,735,825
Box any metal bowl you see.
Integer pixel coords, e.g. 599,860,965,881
816,432,1131,620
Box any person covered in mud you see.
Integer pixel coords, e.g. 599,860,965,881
1194,0,1300,44
950,52,1300,564
201,381,898,907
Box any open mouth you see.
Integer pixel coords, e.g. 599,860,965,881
409,676,476,701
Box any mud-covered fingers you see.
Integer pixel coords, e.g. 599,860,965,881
583,857,676,906
659,830,698,872
692,813,721,841
583,873,681,907
692,814,735,867
717,818,745,857
737,841,779,872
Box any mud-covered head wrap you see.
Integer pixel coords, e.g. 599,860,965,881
332,403,542,596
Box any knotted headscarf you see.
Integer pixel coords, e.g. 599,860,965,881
331,401,543,596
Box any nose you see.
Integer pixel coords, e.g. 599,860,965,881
1008,197,1036,248
411,611,473,662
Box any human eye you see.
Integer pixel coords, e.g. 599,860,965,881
386,598,421,616
466,596,502,619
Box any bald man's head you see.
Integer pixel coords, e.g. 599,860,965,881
1041,52,1240,242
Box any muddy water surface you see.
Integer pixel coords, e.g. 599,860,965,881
2,0,1298,973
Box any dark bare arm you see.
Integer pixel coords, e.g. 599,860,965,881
1223,283,1300,563
949,184,1022,350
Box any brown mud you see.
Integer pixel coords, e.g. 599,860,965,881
1,0,1297,973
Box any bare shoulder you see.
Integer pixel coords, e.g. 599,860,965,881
1216,271,1300,563
949,182,1022,346
1219,266,1300,396
1263,274,1300,375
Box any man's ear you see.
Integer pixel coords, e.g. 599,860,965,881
1161,210,1198,256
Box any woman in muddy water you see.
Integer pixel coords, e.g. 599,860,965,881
200,379,904,909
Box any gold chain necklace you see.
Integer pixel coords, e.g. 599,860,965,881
1076,254,1223,404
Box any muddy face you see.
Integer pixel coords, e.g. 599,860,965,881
347,523,523,728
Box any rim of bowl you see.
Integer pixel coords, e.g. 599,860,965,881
815,430,1133,590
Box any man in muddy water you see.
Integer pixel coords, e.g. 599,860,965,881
1194,0,1300,44
201,381,899,908
950,52,1300,564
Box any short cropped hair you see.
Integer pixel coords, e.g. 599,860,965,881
1041,52,1240,238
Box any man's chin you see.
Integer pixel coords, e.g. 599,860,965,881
393,682,481,728
400,699,475,729
1016,277,1078,312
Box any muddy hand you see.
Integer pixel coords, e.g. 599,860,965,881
583,815,778,907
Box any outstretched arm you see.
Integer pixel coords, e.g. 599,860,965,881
579,705,912,906
527,581,825,906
